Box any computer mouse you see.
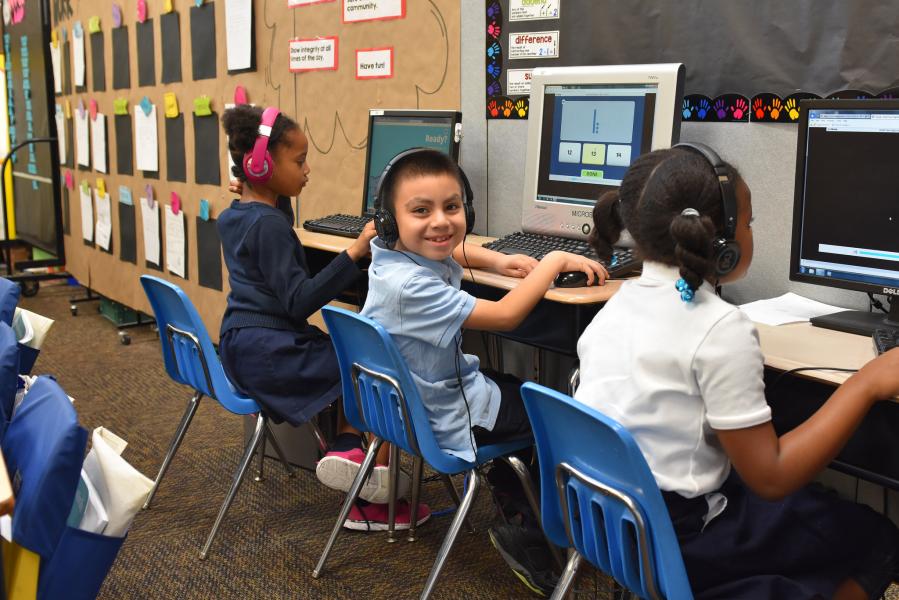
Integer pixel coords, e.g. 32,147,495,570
554,271,591,288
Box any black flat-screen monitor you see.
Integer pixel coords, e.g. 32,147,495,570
790,99,899,335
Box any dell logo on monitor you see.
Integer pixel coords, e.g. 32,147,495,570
883,287,899,296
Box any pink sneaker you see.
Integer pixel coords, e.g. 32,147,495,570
343,500,431,531
316,448,410,504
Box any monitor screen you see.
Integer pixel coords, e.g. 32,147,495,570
790,99,899,334
362,111,460,214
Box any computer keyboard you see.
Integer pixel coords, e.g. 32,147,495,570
872,327,899,355
302,214,370,238
482,231,640,279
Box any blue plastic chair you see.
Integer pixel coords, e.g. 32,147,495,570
139,275,304,559
0,276,21,326
520,382,693,600
313,306,540,599
0,321,19,435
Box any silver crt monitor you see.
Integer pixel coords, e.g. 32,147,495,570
521,64,684,239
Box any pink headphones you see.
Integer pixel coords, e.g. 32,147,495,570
242,107,281,184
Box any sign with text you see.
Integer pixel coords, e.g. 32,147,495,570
508,30,559,59
355,47,394,79
507,69,534,94
343,0,405,23
289,37,338,72
509,0,560,22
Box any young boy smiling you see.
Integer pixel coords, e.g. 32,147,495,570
361,149,606,595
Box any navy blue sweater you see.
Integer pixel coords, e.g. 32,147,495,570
217,198,362,335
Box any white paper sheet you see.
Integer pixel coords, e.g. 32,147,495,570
50,42,62,93
134,104,159,172
94,190,112,250
80,186,94,242
90,113,107,173
739,292,844,326
164,205,185,278
225,0,253,71
72,27,86,87
75,108,90,167
140,197,160,265
55,104,66,165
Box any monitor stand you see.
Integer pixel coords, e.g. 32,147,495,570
810,299,899,337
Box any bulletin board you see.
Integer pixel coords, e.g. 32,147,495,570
51,0,460,340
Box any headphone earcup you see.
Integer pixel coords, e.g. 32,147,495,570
712,238,741,277
243,151,274,184
375,207,399,249
464,202,475,235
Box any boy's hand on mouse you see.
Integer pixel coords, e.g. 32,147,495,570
228,179,244,195
347,220,377,262
546,251,608,286
853,347,899,402
494,253,538,278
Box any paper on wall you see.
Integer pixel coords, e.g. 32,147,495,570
50,42,62,93
134,103,159,172
90,113,107,173
55,104,66,164
164,204,185,278
94,190,112,250
80,185,94,242
224,0,252,71
140,196,160,265
75,107,90,167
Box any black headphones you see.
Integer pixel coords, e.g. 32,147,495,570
672,142,741,277
373,148,475,249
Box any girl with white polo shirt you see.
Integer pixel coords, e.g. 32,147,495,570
575,144,899,600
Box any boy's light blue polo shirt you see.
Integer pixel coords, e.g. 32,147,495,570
362,238,501,462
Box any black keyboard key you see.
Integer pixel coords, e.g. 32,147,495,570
872,327,899,355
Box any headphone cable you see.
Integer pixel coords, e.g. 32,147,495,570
455,332,478,459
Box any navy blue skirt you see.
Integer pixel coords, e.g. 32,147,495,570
664,472,899,599
220,325,341,426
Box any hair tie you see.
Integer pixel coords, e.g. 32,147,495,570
680,208,700,217
675,278,695,303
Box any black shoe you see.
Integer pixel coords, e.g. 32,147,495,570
488,524,558,597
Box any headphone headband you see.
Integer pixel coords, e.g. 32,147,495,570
245,107,281,179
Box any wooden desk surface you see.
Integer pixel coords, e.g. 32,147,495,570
297,229,624,305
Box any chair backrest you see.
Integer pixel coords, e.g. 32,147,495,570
139,275,256,415
0,277,20,326
0,321,19,434
322,306,471,474
520,382,693,600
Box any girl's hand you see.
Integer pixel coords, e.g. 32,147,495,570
347,220,377,262
853,347,899,402
545,251,609,286
493,253,538,278
228,179,244,195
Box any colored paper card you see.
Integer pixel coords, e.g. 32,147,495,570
137,0,148,23
80,185,94,243
196,216,222,290
96,177,106,196
74,106,91,168
508,31,559,59
134,102,158,172
55,105,67,165
355,47,393,79
826,89,873,100
199,198,210,220
506,69,532,95
163,93,179,118
64,99,72,118
160,12,182,83
163,0,173,13
193,96,212,116
94,189,113,252
62,38,73,94
190,3,217,80
118,185,133,205
90,31,106,91
165,204,186,278
509,0,559,21
170,192,181,214
90,113,108,173
289,0,337,6
64,170,74,190
140,195,161,267
50,42,62,94
118,202,137,264
233,86,248,105
88,16,101,33
289,37,338,72
682,94,714,122
136,19,156,87
342,0,404,23
194,112,221,185
72,22,86,88
114,114,133,175
225,0,254,73
113,98,128,115
783,92,822,122
749,93,783,123
164,114,186,182
112,4,123,28
111,27,131,89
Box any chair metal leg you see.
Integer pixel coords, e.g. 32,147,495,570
312,438,384,579
407,456,424,541
386,443,401,543
255,432,267,482
550,551,582,600
502,455,565,570
420,469,481,600
199,414,266,559
264,422,297,478
143,392,202,510
440,474,475,533
309,419,329,454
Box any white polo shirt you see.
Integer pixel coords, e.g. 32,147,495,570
575,261,771,498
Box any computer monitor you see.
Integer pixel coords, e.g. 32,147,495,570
361,109,462,215
790,99,899,336
521,64,684,238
